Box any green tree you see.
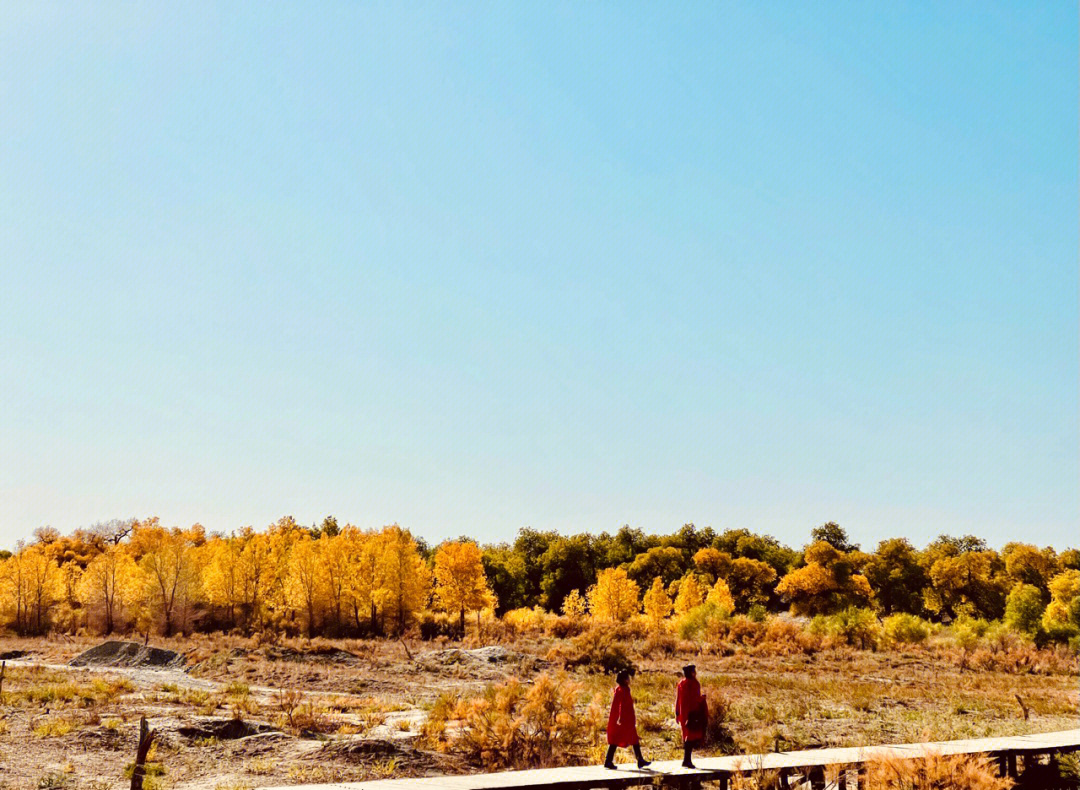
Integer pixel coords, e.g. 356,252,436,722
482,545,529,614
726,557,777,612
863,538,928,615
538,534,598,612
628,546,685,587
810,522,859,553
1004,583,1045,635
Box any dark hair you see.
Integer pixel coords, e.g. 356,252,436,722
616,669,631,684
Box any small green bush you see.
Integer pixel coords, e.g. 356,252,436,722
882,613,930,645
678,601,732,641
1004,583,1045,635
809,607,881,650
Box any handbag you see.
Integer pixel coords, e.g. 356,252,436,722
687,695,707,730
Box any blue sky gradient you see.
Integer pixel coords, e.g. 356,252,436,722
2,3,1076,549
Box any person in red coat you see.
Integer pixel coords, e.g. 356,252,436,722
675,664,707,768
604,669,651,769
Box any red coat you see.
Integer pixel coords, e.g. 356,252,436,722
675,677,706,742
606,684,639,746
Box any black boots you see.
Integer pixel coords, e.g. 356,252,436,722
633,744,651,769
603,745,617,769
604,744,651,770
682,742,696,769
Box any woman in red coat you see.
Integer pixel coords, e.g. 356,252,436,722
675,664,707,768
604,669,651,769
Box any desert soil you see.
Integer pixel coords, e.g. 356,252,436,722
0,635,1075,790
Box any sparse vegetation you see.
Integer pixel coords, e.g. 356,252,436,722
0,521,1076,788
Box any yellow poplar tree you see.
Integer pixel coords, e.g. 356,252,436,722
433,540,495,633
237,529,276,632
1042,570,1080,628
706,577,735,613
320,531,354,634
130,521,201,636
285,533,327,637
587,567,639,621
377,525,430,633
674,574,704,615
345,529,384,632
0,544,62,634
202,536,243,629
643,576,673,624
76,544,140,634
561,589,587,619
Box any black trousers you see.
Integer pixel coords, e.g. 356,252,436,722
683,739,702,766
605,743,645,765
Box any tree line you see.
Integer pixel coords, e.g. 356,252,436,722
1,517,1078,641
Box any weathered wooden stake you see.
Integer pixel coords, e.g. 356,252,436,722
1014,693,1030,721
130,715,156,790
0,659,6,702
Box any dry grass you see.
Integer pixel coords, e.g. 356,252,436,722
0,630,1075,788
450,671,604,769
865,751,1011,789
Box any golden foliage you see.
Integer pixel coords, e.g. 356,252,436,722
434,540,496,632
587,568,639,621
674,574,705,615
706,577,735,613
560,589,587,619
75,545,140,634
452,671,602,769
643,576,673,623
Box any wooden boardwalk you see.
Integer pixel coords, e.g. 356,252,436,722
264,728,1080,789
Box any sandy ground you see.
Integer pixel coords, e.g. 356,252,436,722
0,635,1075,789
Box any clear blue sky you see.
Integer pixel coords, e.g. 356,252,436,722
2,3,1076,551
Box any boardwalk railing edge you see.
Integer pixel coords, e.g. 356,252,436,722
259,728,1080,790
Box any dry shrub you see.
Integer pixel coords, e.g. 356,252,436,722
547,626,634,673
702,691,734,752
607,619,652,641
865,751,1011,789
545,615,588,639
452,671,602,769
699,615,767,653
642,630,678,657
963,642,1077,676
419,690,460,750
419,611,459,640
753,618,822,656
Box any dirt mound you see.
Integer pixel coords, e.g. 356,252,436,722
263,645,361,664
70,641,185,669
319,737,459,773
74,725,124,751
417,645,546,678
175,716,279,740
422,645,511,667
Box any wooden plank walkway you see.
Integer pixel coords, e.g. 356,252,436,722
263,728,1080,789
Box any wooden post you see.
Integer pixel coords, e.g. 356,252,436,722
1006,753,1017,779
130,715,156,790
0,659,5,702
